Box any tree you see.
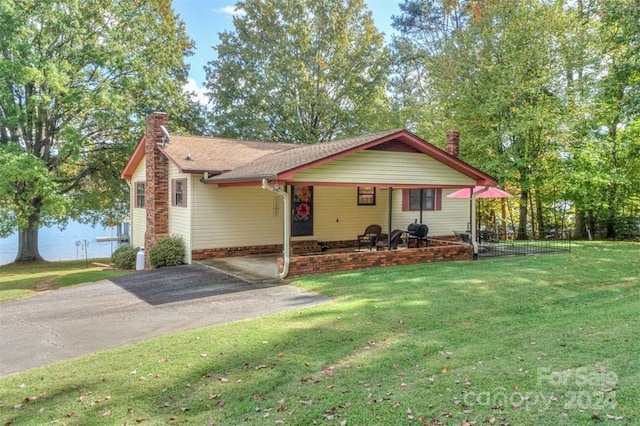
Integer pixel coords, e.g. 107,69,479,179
568,0,640,238
205,0,392,143
0,0,199,262
392,0,579,238
389,0,470,138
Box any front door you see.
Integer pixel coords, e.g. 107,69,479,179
291,185,313,236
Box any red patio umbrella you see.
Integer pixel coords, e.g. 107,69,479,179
448,186,513,257
447,186,513,199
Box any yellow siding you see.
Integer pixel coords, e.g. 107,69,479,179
168,164,192,263
190,185,471,251
391,189,470,237
314,187,469,239
312,186,388,241
292,150,476,186
130,158,146,249
191,184,283,249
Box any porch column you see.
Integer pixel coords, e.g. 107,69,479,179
387,187,393,247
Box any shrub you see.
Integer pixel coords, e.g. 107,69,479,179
111,246,139,270
149,234,185,268
613,216,640,240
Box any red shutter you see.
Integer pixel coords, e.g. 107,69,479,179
435,188,442,211
402,189,410,211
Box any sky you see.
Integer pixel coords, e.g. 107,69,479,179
172,0,402,100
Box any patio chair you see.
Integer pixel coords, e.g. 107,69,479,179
454,230,471,244
357,224,382,251
376,229,404,250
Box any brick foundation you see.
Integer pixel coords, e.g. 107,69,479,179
192,244,283,260
279,242,473,278
192,239,357,260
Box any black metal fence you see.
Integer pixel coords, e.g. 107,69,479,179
475,230,572,259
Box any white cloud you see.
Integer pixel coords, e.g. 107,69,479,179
216,5,245,17
183,78,209,106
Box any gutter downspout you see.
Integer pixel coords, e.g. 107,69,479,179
262,179,290,278
471,186,489,260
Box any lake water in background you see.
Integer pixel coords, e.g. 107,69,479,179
0,221,129,265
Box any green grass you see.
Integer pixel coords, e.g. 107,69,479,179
0,259,132,302
1,242,639,425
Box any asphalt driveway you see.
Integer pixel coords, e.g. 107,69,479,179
0,264,329,376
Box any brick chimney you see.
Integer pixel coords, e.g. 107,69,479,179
144,112,169,268
446,130,460,158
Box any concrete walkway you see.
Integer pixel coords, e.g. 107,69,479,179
0,264,328,376
195,254,281,282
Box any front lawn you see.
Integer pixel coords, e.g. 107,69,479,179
0,242,638,425
0,259,132,303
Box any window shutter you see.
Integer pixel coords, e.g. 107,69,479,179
402,189,410,211
435,188,442,211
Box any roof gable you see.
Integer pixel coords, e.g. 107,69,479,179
121,136,146,180
204,130,496,186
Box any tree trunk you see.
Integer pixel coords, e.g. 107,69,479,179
573,210,585,239
15,213,43,262
517,189,529,240
535,194,544,239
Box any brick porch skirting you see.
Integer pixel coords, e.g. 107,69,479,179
280,242,473,278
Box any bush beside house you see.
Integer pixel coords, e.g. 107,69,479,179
111,246,139,269
149,235,185,268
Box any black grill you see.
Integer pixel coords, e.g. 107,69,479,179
407,223,429,246
407,223,428,238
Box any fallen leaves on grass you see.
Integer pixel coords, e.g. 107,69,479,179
320,366,334,376
406,407,414,420
592,413,624,421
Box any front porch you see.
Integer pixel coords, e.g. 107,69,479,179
195,238,472,279
281,238,472,277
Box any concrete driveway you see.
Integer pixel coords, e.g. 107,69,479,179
0,264,329,376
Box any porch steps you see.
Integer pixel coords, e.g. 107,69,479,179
290,240,322,255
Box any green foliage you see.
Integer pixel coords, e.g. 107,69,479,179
0,0,204,260
391,0,640,240
148,235,185,268
111,246,139,270
0,146,65,237
206,0,392,143
612,216,640,240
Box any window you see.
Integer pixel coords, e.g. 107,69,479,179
135,182,145,208
172,178,187,207
357,186,376,205
402,188,442,211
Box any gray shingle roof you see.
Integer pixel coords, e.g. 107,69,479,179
159,135,298,174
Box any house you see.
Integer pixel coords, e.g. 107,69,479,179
121,112,497,277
